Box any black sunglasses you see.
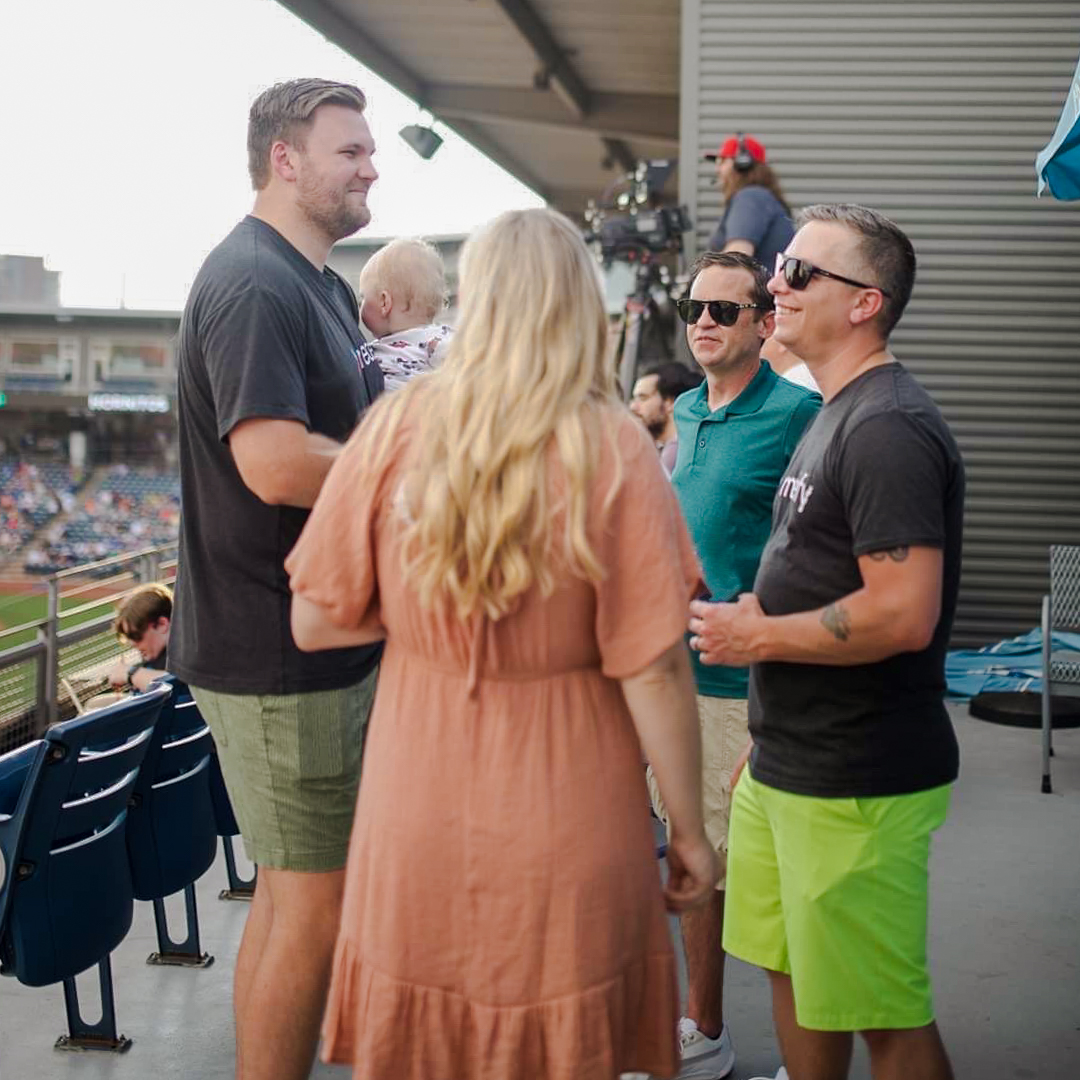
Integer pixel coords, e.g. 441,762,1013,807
774,254,891,297
676,298,764,326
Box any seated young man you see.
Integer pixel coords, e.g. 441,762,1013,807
106,582,172,693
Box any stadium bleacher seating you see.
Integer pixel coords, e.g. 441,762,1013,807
125,677,218,967
18,465,179,573
0,460,85,559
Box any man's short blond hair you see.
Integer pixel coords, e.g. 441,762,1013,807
359,238,448,323
247,78,367,190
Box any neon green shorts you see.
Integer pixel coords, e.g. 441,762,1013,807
722,766,951,1032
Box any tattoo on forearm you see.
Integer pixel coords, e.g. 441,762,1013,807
821,603,852,642
868,546,910,563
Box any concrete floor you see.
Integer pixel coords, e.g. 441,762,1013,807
1,704,1078,1080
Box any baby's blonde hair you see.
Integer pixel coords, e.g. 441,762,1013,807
359,237,447,323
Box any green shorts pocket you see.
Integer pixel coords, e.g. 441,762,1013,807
291,690,347,781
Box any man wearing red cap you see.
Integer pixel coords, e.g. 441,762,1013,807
706,134,794,279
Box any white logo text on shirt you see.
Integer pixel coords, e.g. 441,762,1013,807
777,471,814,513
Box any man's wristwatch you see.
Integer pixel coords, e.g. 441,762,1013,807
125,663,142,690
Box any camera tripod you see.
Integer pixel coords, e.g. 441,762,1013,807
611,255,678,400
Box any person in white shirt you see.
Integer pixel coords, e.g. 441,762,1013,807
761,337,819,393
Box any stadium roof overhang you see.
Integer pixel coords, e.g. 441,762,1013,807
276,0,681,218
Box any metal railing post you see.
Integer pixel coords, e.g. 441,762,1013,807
44,575,60,726
34,632,50,738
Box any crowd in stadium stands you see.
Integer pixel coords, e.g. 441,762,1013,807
0,460,84,558
0,463,180,573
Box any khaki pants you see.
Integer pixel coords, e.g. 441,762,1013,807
647,695,749,890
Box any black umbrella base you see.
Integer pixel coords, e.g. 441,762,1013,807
969,691,1080,730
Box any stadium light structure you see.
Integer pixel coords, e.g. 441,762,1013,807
399,123,443,161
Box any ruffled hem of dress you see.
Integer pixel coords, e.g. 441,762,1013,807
321,937,680,1080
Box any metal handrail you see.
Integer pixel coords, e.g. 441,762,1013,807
0,638,45,666
51,542,178,580
0,618,49,642
57,612,116,647
55,593,134,624
60,569,140,602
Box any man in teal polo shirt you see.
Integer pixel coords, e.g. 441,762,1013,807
648,251,819,1080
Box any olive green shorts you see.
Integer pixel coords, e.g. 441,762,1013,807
192,671,377,872
723,766,951,1032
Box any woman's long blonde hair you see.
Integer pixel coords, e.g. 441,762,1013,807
357,207,621,620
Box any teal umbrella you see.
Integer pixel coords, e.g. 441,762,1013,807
1037,51,1080,199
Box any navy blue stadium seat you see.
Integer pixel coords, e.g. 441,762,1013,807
125,677,218,966
0,686,169,1052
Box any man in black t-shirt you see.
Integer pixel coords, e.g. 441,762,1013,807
171,79,383,1080
688,205,962,1080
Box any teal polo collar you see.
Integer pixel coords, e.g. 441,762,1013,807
683,359,777,421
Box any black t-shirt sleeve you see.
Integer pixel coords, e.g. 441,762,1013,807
200,285,310,442
722,187,778,249
837,411,948,556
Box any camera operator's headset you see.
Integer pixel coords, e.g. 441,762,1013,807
731,133,756,173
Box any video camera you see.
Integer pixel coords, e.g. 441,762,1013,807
583,159,691,266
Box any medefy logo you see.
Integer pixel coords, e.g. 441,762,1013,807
354,342,378,371
778,471,814,513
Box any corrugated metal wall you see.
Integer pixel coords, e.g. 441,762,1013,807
681,0,1080,646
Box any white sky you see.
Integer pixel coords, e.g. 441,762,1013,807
0,0,545,309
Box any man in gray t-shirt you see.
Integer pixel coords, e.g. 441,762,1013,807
172,79,383,1080
706,134,795,278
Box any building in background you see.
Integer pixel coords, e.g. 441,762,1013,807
0,256,60,308
0,236,468,467
0,302,179,467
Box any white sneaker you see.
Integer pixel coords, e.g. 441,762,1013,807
675,1017,735,1079
747,1069,789,1080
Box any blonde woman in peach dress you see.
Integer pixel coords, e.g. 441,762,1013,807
286,207,718,1080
